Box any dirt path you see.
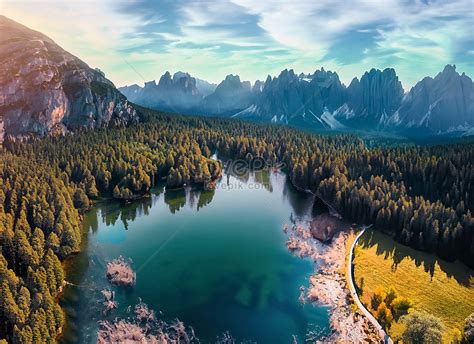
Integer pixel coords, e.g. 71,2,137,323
347,228,393,344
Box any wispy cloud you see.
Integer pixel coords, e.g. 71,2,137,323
2,0,472,88
231,0,474,87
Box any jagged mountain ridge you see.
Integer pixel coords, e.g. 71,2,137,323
122,65,473,136
120,71,216,113
0,15,138,140
235,68,348,129
337,68,404,128
201,74,255,116
388,65,474,135
1,15,472,139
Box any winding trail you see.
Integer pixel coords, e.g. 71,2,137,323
347,227,393,344
294,184,393,342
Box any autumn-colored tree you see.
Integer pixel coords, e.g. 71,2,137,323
402,311,444,344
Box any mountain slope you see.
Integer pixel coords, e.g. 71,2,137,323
335,68,404,128
118,71,217,113
0,15,138,140
235,68,347,129
387,65,474,135
202,74,254,116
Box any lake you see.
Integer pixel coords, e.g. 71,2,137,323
60,169,331,343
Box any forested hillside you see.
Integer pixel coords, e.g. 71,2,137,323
1,109,473,343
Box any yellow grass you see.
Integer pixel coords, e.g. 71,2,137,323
353,230,474,342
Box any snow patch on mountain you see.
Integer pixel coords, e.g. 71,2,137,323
333,104,356,120
419,99,442,127
446,123,474,135
232,104,259,118
307,109,326,128
321,108,345,129
386,110,401,126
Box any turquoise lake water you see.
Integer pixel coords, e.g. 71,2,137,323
60,170,330,343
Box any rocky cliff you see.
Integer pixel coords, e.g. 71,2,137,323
234,68,347,129
336,68,404,128
119,71,217,113
0,15,138,138
202,74,254,116
387,65,474,135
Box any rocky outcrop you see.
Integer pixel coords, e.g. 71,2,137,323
116,63,474,137
202,74,254,115
157,71,202,111
195,77,217,97
335,68,404,128
387,65,474,135
119,71,206,113
235,68,347,129
247,69,308,124
0,15,138,138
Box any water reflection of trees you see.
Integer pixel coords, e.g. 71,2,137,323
223,164,275,193
164,189,187,214
188,189,216,211
93,185,165,229
282,178,315,220
91,185,217,229
253,170,273,192
164,187,217,213
89,170,320,231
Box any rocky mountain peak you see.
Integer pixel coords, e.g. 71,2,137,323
223,74,241,84
173,71,190,81
253,80,264,93
158,72,172,87
278,69,297,82
387,64,474,135
144,80,158,88
442,64,456,74
201,75,253,115
215,74,249,93
348,77,360,88
312,68,342,88
263,75,273,88
344,67,404,125
0,15,138,138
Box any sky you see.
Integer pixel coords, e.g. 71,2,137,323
1,0,473,89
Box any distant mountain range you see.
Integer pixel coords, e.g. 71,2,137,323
1,15,472,140
121,65,474,137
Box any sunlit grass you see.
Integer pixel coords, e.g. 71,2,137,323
353,230,474,342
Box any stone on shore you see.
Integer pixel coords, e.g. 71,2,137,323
310,213,348,243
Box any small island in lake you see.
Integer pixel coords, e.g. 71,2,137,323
106,256,136,286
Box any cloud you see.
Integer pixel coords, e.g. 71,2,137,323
230,0,474,87
2,0,472,88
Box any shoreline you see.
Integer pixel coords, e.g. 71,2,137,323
285,220,382,343
60,170,379,343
